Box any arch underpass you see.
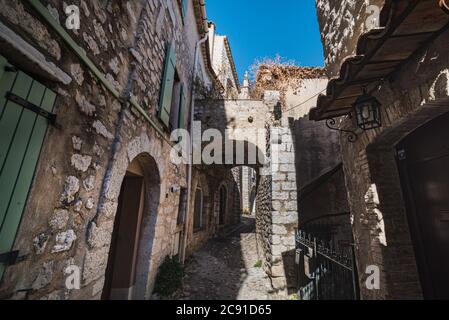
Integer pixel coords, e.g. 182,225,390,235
194,99,271,164
190,97,300,294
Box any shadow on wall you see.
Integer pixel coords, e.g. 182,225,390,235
293,114,341,191
298,164,350,227
282,249,298,294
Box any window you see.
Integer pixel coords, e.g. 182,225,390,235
169,73,186,131
193,188,203,232
158,43,186,131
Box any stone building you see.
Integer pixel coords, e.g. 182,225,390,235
312,0,449,299
0,0,245,300
208,22,240,99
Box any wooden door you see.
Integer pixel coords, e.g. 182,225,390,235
397,111,449,299
0,56,56,279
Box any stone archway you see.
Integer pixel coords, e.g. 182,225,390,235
83,133,164,300
102,153,161,300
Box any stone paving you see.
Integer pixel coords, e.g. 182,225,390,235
175,217,286,300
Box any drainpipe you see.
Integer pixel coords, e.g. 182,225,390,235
180,30,209,263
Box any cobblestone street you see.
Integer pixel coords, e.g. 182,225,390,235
175,217,286,300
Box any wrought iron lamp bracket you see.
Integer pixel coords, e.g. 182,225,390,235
325,118,358,143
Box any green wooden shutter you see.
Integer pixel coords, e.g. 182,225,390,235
159,43,177,128
178,84,186,129
0,55,7,81
181,0,188,19
0,58,56,279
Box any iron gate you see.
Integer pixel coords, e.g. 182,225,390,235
295,229,359,300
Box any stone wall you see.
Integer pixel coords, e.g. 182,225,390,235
315,0,385,77
269,117,298,292
255,173,272,272
208,27,239,98
0,0,213,300
255,123,272,278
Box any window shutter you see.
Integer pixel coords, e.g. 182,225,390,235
0,58,57,279
159,43,177,128
0,55,7,81
178,84,186,129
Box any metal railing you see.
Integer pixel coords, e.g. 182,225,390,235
295,229,359,300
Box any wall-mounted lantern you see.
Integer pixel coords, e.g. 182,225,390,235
325,88,382,143
353,89,382,130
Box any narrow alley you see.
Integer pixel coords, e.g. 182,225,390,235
173,217,284,300
1,0,449,303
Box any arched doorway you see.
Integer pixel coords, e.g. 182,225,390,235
219,185,227,225
102,154,160,300
396,111,449,299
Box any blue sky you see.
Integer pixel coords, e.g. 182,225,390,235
206,0,325,82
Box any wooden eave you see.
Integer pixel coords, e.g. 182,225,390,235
310,0,449,121
223,37,241,92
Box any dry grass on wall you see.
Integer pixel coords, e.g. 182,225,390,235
249,55,326,107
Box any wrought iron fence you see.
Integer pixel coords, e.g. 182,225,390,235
295,229,359,300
